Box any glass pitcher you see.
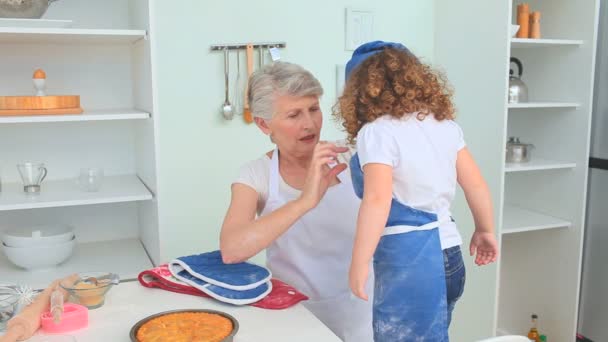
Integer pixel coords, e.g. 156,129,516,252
17,162,48,193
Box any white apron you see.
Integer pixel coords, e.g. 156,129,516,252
262,150,373,342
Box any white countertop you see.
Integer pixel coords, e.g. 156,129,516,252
26,280,341,342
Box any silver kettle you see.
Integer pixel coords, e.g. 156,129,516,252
508,57,528,103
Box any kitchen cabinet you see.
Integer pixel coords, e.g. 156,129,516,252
435,0,600,340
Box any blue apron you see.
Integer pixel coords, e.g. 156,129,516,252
351,153,448,342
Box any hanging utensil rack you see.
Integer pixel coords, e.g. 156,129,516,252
210,42,286,51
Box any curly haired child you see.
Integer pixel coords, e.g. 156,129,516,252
333,41,499,341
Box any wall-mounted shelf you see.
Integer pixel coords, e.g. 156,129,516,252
505,158,576,173
507,102,580,109
0,109,150,124
502,205,571,234
0,238,152,289
0,175,153,211
510,38,584,48
0,27,146,44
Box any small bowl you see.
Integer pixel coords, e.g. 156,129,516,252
60,272,119,309
0,287,19,330
2,237,75,270
511,24,520,38
129,309,239,342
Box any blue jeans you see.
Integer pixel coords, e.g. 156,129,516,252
444,245,466,326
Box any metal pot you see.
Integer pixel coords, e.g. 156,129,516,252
0,0,59,19
508,57,529,103
506,137,534,163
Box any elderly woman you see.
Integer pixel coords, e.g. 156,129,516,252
219,61,373,342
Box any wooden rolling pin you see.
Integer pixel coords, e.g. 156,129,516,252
1,274,78,342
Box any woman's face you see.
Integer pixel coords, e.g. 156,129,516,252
261,94,323,157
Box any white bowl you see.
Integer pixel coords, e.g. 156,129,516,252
2,237,75,270
511,24,520,38
2,225,74,248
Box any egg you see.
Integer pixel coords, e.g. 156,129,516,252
33,69,46,79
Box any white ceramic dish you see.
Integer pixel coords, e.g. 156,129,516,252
511,24,520,38
2,225,74,248
2,237,75,270
0,18,72,28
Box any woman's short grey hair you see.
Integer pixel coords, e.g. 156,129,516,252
248,61,324,120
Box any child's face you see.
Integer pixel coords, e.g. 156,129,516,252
266,94,323,157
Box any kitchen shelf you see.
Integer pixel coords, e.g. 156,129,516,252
508,102,581,109
0,175,153,211
0,238,152,289
505,158,576,172
510,38,584,48
502,205,571,234
0,109,150,124
0,27,146,44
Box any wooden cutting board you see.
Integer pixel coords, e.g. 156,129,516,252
0,95,83,115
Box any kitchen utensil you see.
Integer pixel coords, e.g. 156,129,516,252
516,3,530,38
129,309,239,342
243,43,254,124
17,162,47,193
60,272,119,309
78,167,103,192
221,49,233,120
40,303,88,334
2,237,75,270
232,49,242,117
506,137,534,163
4,275,77,342
508,57,528,103
0,0,59,19
2,224,74,247
530,11,541,39
259,45,264,68
0,287,19,331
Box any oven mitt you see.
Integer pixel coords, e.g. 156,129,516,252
168,250,271,290
138,265,309,309
173,268,272,305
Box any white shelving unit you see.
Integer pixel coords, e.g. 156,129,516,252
502,205,571,234
436,0,600,340
0,27,146,44
507,102,580,109
505,158,576,172
0,109,150,124
510,38,584,48
0,0,159,289
0,239,150,289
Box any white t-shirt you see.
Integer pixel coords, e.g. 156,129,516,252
356,114,464,249
233,141,355,216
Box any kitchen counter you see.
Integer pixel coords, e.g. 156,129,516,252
26,280,341,342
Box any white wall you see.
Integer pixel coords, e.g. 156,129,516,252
434,0,508,340
149,0,436,261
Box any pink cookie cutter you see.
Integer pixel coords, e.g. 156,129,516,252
40,303,88,333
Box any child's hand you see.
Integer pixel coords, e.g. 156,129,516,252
469,231,499,266
349,262,370,300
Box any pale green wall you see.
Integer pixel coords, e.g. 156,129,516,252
151,0,436,260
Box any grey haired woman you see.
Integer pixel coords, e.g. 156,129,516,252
219,61,373,342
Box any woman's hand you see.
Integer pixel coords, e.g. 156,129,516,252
298,142,348,210
469,231,499,266
349,262,370,301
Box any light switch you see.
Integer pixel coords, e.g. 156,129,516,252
345,8,374,51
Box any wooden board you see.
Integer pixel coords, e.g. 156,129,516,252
0,95,80,110
0,107,83,116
